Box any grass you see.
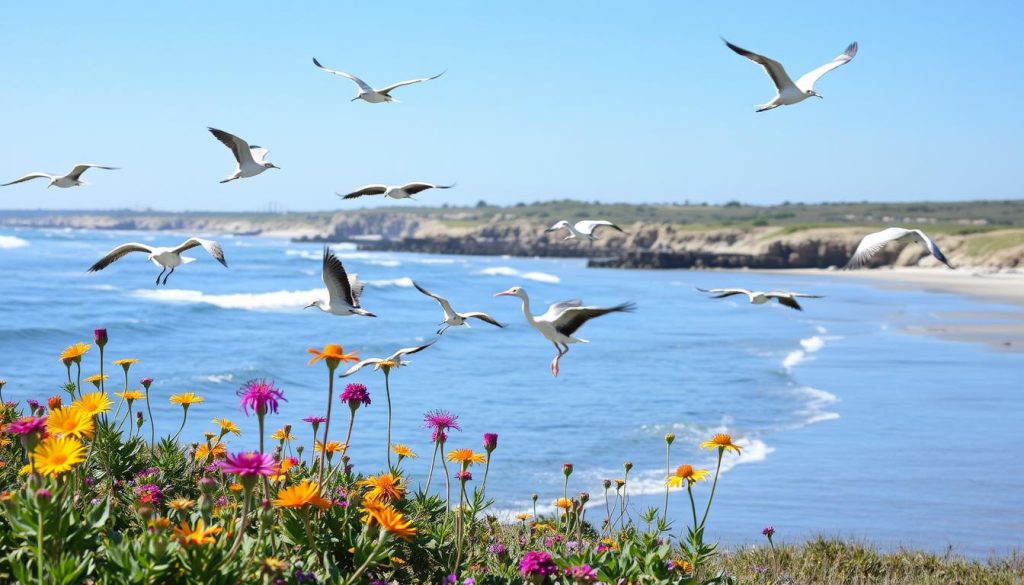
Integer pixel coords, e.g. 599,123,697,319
963,230,1024,257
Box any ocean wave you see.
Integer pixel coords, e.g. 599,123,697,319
202,373,235,384
365,277,414,288
477,266,561,284
132,288,324,312
416,258,463,265
0,236,29,249
795,386,840,425
782,335,825,372
366,259,401,267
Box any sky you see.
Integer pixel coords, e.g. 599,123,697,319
1,1,1022,211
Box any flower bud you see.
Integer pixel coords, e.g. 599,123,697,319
562,463,573,477
624,461,633,472
531,493,538,502
198,477,217,495
34,488,53,503
47,396,62,411
579,492,590,504
603,479,612,490
136,411,144,428
483,433,498,452
140,378,153,390
94,328,108,348
665,432,676,445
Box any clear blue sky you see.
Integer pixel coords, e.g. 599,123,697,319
1,1,1022,211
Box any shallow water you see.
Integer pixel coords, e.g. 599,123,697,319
1,228,1021,557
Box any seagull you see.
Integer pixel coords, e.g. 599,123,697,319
304,246,376,317
207,127,279,183
2,164,118,188
87,238,228,285
723,39,858,112
697,288,823,311
413,281,504,335
340,340,437,377
494,287,634,377
845,228,954,269
338,182,454,201
312,58,445,104
545,220,625,241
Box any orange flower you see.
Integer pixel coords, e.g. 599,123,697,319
362,500,416,540
194,442,227,460
553,497,573,510
273,480,330,509
306,344,359,367
699,433,742,455
314,440,345,454
446,449,486,466
358,473,406,503
59,343,91,364
667,464,710,488
173,519,222,547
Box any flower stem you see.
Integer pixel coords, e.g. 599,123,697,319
687,484,698,530
317,370,335,487
145,387,155,448
170,408,189,444
36,507,45,585
663,442,671,523
699,450,724,530
440,446,451,510
225,490,251,562
480,456,492,498
425,440,439,493
383,370,393,470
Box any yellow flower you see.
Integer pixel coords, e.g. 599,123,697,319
273,480,330,509
446,449,486,466
669,559,693,573
212,418,241,437
168,498,195,511
261,557,289,574
194,442,227,460
614,479,626,490
531,521,555,533
362,500,416,540
169,393,203,406
307,344,359,367
115,390,144,401
268,457,296,482
46,407,95,439
59,343,91,364
228,482,243,492
667,464,710,488
700,433,742,455
173,519,222,547
599,537,619,551
515,513,532,521
112,359,139,371
391,443,417,459
0,438,12,447
32,436,86,477
74,392,113,416
18,464,32,476
553,497,573,510
83,374,108,388
147,518,172,531
314,440,345,454
271,427,295,441
359,473,406,503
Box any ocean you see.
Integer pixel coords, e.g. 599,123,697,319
1,228,1021,557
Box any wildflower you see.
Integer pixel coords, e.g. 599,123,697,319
211,418,241,437
3,416,47,437
519,551,557,578
700,433,742,455
229,483,243,492
168,498,195,511
515,513,531,521
565,564,598,583
94,328,108,347
273,480,330,509
113,358,138,372
219,452,276,477
314,440,345,454
83,374,109,389
271,427,295,441
260,557,288,575
391,443,417,460
763,525,775,538
194,442,227,460
140,377,153,389
483,432,498,452
553,498,573,510
614,479,625,490
147,517,172,531
359,472,407,503
667,464,710,488
116,390,144,402
665,432,676,445
424,409,461,433
31,436,86,477
169,393,203,407
173,519,222,547
340,383,371,411
455,470,472,482
238,379,285,416
362,500,416,540
447,449,486,466
624,461,633,472
46,407,95,439
489,542,507,555
47,396,62,410
75,392,113,416
563,463,573,477
59,342,91,364
302,415,326,425
135,484,165,505
306,344,359,368
667,559,693,573
268,457,297,481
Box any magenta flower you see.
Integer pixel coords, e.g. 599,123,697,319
135,483,164,505
339,383,371,410
238,379,285,416
219,451,277,476
564,564,597,582
3,416,47,436
432,429,447,444
483,432,498,452
94,328,108,347
519,551,557,577
763,526,775,538
302,415,326,424
424,410,460,434
455,470,473,482
140,378,153,390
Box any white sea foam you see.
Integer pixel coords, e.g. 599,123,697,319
416,258,461,265
478,266,518,277
782,335,826,373
365,277,414,288
478,266,561,284
203,373,235,384
366,259,401,267
0,236,29,249
132,288,325,312
796,386,840,424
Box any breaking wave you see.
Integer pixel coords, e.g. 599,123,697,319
0,236,29,249
132,288,324,312
477,266,560,284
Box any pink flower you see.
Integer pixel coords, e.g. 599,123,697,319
219,451,277,476
3,416,47,436
519,551,557,577
483,433,498,452
564,564,597,582
339,383,371,410
238,379,285,416
94,328,108,347
455,470,473,482
140,378,153,390
302,416,326,424
424,410,460,435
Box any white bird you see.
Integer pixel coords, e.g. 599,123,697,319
2,164,118,188
87,238,228,285
697,288,822,311
724,39,858,112
545,220,625,241
846,227,954,269
304,246,376,317
494,286,634,377
413,281,504,335
312,58,445,104
208,127,279,183
338,182,454,201
340,340,437,377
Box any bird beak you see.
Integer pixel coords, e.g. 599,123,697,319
351,97,359,102
816,93,824,99
303,302,316,309
270,164,281,170
494,289,514,297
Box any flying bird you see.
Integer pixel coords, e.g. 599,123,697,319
338,182,454,201
304,246,376,317
494,286,634,377
413,281,504,335
87,238,228,285
340,340,437,377
207,127,279,183
845,228,954,269
723,39,858,112
545,220,625,241
697,288,823,311
2,164,118,188
312,58,444,104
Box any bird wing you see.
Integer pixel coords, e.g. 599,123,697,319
697,287,751,299
322,247,357,306
845,228,912,269
796,42,858,92
340,185,389,199
348,274,366,306
391,339,438,360
723,39,798,93
1,172,53,186
87,243,154,272
377,70,445,96
312,58,375,93
340,358,383,378
773,296,804,311
172,238,228,267
552,302,635,336
249,146,270,164
66,164,118,180
540,299,583,321
767,291,824,299
914,230,954,269
575,220,624,235
401,182,454,195
462,312,504,327
208,127,255,166
413,281,456,316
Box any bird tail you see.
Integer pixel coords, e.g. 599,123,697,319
755,104,779,113
181,257,197,265
354,308,377,317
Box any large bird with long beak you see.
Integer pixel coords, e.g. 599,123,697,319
494,286,634,377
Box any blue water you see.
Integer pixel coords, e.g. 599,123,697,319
1,228,1022,557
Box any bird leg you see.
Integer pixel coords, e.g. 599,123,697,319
550,342,569,377
155,268,166,286
437,325,450,336
162,268,174,285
